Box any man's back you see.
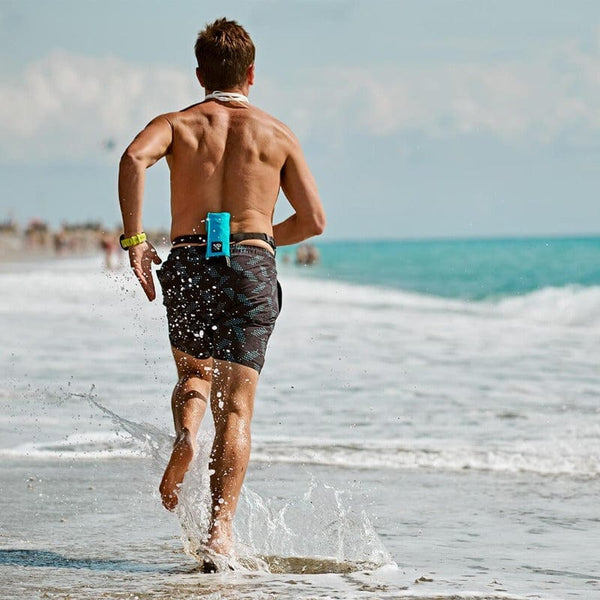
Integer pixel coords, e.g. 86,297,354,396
165,101,292,240
119,17,324,299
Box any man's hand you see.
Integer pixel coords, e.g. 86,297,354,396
129,241,162,301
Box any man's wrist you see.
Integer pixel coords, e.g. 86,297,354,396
120,232,147,250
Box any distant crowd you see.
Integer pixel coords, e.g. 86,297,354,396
0,218,320,267
0,218,168,268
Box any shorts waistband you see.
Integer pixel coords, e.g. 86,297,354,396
171,232,276,252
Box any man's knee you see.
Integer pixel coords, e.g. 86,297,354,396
213,408,253,438
212,390,255,428
172,348,213,381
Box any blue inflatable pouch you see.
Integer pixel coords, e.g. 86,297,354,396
205,212,231,265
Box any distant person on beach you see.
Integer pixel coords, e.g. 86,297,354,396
118,19,325,568
295,243,320,266
53,228,68,255
99,231,117,269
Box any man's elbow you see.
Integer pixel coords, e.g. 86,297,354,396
310,211,326,236
311,218,326,236
119,147,146,170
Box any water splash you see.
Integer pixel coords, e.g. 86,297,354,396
86,391,172,462
87,392,392,573
172,430,214,560
234,481,392,572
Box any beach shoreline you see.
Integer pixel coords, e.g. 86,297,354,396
1,243,599,599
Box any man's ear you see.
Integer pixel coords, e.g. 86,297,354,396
196,67,205,88
248,64,255,87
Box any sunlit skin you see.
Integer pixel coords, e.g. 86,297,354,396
118,63,325,559
119,65,325,302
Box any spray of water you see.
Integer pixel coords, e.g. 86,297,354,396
86,390,393,574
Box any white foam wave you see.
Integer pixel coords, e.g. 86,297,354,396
280,275,600,329
493,285,600,327
281,274,465,312
2,256,600,329
0,263,130,315
0,430,145,460
5,430,598,478
251,437,600,478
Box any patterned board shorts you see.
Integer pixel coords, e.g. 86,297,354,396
156,245,282,373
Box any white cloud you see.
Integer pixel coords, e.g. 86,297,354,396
0,51,199,161
2,40,600,162
274,40,600,145
260,36,600,146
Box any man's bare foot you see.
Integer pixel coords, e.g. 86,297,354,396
201,520,236,574
159,429,195,510
206,517,234,556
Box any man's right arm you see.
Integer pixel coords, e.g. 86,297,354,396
119,115,173,236
273,134,326,246
118,115,173,301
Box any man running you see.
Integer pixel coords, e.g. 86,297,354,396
118,18,325,565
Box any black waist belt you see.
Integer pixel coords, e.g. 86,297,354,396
172,232,276,252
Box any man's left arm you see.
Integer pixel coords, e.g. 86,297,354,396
118,115,173,301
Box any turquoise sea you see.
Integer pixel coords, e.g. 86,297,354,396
281,236,600,299
1,235,599,600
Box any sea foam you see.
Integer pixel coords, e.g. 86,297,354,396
5,426,598,479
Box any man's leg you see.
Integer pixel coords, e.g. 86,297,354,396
159,347,213,511
206,358,259,555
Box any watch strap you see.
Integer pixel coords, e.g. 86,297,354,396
120,232,147,250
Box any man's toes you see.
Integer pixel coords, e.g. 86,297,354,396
162,495,177,511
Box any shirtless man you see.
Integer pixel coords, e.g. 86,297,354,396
118,18,325,565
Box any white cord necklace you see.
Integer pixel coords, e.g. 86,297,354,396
204,91,249,104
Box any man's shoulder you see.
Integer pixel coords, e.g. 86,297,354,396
249,106,298,144
164,102,206,121
157,102,300,149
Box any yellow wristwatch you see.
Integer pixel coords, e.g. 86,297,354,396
119,232,147,250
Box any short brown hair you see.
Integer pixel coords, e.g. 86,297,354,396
194,18,255,91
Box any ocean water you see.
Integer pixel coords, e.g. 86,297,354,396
1,237,599,600
281,236,600,299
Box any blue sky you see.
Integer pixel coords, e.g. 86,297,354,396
1,0,599,239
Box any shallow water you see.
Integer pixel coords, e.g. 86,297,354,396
1,252,600,599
